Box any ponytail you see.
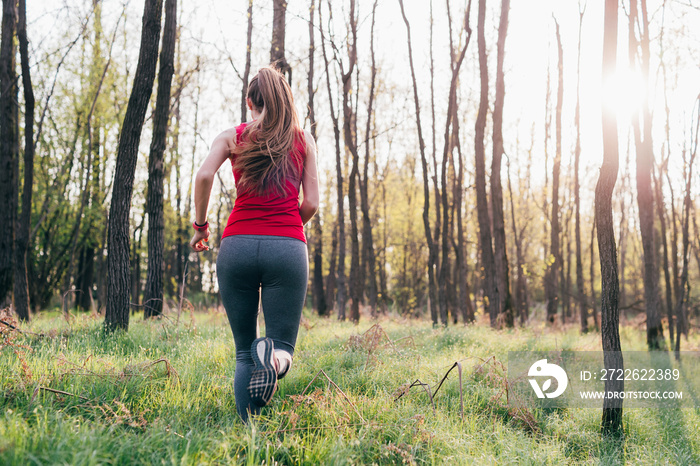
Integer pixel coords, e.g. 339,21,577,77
232,66,303,197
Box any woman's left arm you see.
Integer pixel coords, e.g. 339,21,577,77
189,130,236,252
299,130,319,225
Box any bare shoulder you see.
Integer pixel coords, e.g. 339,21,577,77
213,127,238,152
303,129,317,152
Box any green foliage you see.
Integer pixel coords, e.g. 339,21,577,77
28,2,130,311
1,312,699,464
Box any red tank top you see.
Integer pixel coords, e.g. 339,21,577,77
221,122,307,243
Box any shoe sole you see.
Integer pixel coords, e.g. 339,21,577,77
249,337,277,406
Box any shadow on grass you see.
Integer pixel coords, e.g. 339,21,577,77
598,435,626,465
651,350,699,465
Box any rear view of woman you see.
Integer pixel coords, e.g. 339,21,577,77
189,66,319,422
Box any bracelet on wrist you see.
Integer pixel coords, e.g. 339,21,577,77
192,220,209,232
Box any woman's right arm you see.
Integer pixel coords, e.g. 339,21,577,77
299,130,319,225
189,129,236,252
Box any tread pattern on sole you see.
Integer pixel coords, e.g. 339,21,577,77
249,337,277,406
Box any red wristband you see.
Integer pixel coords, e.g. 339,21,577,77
193,220,209,232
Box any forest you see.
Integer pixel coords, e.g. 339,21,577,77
1,0,700,461
3,0,697,337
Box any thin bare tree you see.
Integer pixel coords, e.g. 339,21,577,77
341,0,361,323
674,98,698,358
241,0,253,122
308,0,327,316
598,0,623,436
320,0,346,320
398,0,439,325
450,0,474,325
429,0,442,298
475,0,499,326
491,0,513,326
359,0,379,317
507,158,529,325
657,8,675,341
575,3,587,333
654,158,674,342
546,17,563,324
629,0,665,349
439,0,472,326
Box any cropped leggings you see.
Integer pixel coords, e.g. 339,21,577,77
216,235,308,421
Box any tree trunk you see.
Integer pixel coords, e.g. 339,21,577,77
564,206,573,321
105,0,163,332
475,0,499,327
546,18,563,324
452,103,474,324
342,0,361,324
307,0,327,316
144,0,176,319
574,3,586,332
629,0,665,350
542,57,552,286
618,153,627,312
241,0,253,122
589,211,599,331
429,0,441,303
0,0,16,306
598,0,623,436
379,172,388,312
326,221,338,314
12,0,33,321
77,0,107,313
184,56,201,295
654,161,674,343
359,0,379,318
507,161,528,325
674,106,697,357
14,0,34,321
271,0,291,83
131,214,145,309
319,0,346,320
491,0,512,327
439,0,470,326
398,0,439,326
173,37,185,304
666,172,680,303
447,2,474,325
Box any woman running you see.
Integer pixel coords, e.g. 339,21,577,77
189,66,319,422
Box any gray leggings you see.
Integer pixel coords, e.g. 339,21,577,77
216,235,308,421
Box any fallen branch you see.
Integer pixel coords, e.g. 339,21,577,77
394,379,435,413
394,355,524,426
431,362,464,419
119,357,181,384
0,318,45,337
33,385,89,401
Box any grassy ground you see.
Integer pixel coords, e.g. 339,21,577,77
1,307,699,465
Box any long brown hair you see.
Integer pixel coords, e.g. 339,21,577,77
232,66,303,197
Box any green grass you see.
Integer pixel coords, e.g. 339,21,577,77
1,309,699,465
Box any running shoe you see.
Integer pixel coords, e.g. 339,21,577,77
249,337,278,406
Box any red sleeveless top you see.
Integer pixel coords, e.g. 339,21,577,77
221,122,307,243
